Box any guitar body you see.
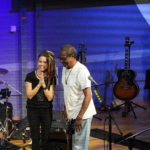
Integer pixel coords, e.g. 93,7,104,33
113,69,139,101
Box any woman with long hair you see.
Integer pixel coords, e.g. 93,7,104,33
25,50,57,150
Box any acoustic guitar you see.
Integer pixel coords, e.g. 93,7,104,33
113,37,139,101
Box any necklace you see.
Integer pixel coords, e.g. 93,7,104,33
36,70,47,79
65,68,73,84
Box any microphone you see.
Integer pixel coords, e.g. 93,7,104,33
88,76,103,102
88,76,98,85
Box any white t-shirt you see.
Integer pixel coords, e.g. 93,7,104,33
62,61,96,119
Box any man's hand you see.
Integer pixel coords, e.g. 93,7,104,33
74,119,82,132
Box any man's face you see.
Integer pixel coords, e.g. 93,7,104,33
58,51,72,69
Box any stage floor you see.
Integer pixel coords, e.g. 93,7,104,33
0,99,150,150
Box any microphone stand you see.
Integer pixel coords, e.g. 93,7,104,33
93,84,123,150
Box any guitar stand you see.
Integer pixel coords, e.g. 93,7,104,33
111,100,147,118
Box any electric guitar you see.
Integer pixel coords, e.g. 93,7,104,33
113,37,139,101
66,119,75,150
77,43,87,65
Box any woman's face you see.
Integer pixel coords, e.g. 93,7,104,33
38,56,48,72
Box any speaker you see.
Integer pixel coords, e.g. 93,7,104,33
50,142,67,150
50,112,69,150
51,111,66,130
50,130,68,150
144,69,150,89
10,117,30,140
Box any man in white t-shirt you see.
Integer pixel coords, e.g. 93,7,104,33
58,44,96,150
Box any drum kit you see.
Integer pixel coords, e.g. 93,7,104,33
0,68,73,149
0,68,22,149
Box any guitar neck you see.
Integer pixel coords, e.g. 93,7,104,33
81,52,86,65
66,119,75,150
124,46,130,70
78,43,87,65
124,37,134,72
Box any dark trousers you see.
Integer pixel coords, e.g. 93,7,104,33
27,108,52,150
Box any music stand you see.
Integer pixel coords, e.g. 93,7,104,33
117,128,150,150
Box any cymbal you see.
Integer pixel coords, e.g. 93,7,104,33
10,94,22,97
0,68,8,76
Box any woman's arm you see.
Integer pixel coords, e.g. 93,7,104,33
25,81,41,99
43,84,56,101
25,72,56,101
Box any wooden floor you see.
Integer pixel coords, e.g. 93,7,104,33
89,99,150,150
1,99,150,150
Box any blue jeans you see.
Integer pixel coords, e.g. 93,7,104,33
72,117,92,150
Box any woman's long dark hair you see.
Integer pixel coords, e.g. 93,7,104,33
38,50,56,89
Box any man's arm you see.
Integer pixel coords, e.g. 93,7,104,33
74,87,91,132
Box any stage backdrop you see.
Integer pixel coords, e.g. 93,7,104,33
0,0,150,118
